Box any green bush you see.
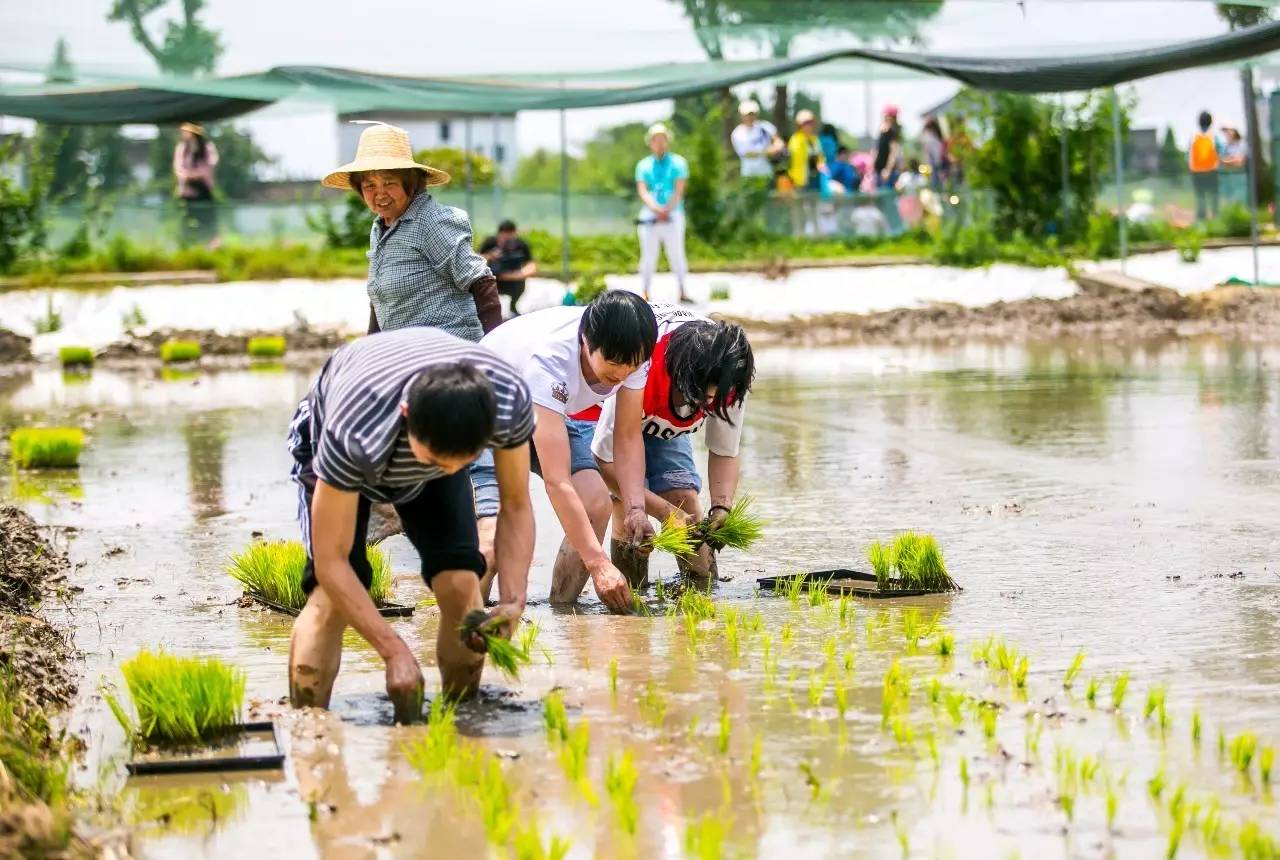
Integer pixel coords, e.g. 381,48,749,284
9,428,84,469
246,336,286,358
1175,229,1204,263
1208,202,1253,239
58,346,94,367
415,147,497,187
160,340,202,363
0,140,48,273
573,273,609,305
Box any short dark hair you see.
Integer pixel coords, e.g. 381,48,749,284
579,290,657,367
349,168,426,199
1199,111,1213,132
498,219,517,233
664,321,755,422
404,362,496,457
836,145,850,156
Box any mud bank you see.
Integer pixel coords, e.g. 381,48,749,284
721,285,1280,345
97,328,347,361
0,506,128,858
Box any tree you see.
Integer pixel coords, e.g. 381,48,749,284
107,0,221,76
1158,127,1185,179
1215,3,1272,205
415,148,497,188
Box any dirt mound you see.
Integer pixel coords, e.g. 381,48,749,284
0,328,32,363
0,506,68,612
721,285,1280,346
98,328,347,360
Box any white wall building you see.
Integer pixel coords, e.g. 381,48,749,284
337,111,518,181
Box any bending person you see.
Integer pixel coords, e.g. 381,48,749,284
474,291,658,613
589,306,755,581
288,328,535,714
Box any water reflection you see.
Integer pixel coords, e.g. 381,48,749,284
183,412,231,520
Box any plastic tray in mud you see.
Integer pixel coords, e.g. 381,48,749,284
246,593,414,618
756,569,956,599
126,721,284,776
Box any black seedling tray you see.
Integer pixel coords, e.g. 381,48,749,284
246,593,414,618
126,721,284,776
756,569,952,599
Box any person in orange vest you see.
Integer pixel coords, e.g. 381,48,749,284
1188,110,1221,222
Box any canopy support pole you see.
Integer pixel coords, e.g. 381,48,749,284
1243,64,1261,289
559,101,570,284
491,113,503,229
1060,94,1070,239
464,116,474,218
1111,88,1127,273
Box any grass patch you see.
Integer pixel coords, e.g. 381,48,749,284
703,496,764,551
103,650,245,746
246,336,287,358
159,339,202,363
226,539,392,611
9,427,84,469
57,346,94,367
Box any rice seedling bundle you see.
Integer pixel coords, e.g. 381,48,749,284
246,336,287,358
227,539,392,611
866,532,958,592
9,427,84,469
649,513,698,556
160,339,202,363
104,650,245,745
1229,732,1258,775
58,346,94,367
703,497,764,551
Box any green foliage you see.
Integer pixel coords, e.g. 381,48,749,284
1209,202,1254,239
415,147,496,187
572,272,609,305
0,141,49,273
869,532,957,592
307,193,371,249
1175,228,1203,263
104,650,245,745
682,102,728,243
684,812,728,860
246,336,286,358
57,346,94,368
1063,650,1086,689
159,339,202,363
513,122,648,197
1111,672,1130,710
954,88,1129,242
0,664,72,811
9,428,84,469
227,539,392,611
402,696,458,775
108,0,222,76
1158,127,1185,178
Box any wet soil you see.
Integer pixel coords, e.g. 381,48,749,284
97,328,347,362
0,327,33,363
722,284,1280,345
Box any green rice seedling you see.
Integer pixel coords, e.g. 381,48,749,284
717,705,731,755
639,682,666,727
881,661,911,726
703,496,764,550
750,733,763,781
228,539,392,611
838,593,854,626
1012,655,1030,690
58,345,94,367
798,761,823,802
246,336,287,358
977,703,998,744
943,690,966,725
160,339,202,363
1229,732,1258,777
833,676,849,718
1111,672,1130,710
608,658,618,694
780,621,794,647
103,650,245,746
650,513,698,556
1191,709,1202,747
1024,715,1043,762
925,732,940,768
1238,820,1280,859
543,691,569,743
935,629,955,658
782,574,808,605
684,813,728,860
959,757,970,791
403,696,459,776
604,751,639,835
926,677,943,707
1104,775,1120,831
808,670,826,709
513,821,571,860
805,577,833,608
1063,650,1086,689
744,610,764,634
867,540,894,588
842,650,854,675
558,722,597,804
1085,677,1101,707
722,609,742,659
1148,767,1166,801
518,620,553,665
1218,729,1226,760
889,714,913,748
1261,746,1274,785
892,810,909,858
902,608,923,650
888,532,957,591
1144,685,1167,723
467,615,532,682
9,427,85,469
677,588,717,623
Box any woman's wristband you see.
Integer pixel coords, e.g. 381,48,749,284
708,504,732,517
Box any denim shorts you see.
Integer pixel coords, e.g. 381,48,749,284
643,432,701,494
470,418,599,518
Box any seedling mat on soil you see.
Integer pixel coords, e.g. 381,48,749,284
245,593,414,618
756,569,956,599
125,721,285,776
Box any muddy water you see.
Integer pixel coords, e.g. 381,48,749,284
3,336,1279,858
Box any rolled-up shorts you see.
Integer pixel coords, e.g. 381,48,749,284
470,418,599,518
641,433,701,494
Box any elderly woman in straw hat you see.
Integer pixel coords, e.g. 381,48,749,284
322,122,501,339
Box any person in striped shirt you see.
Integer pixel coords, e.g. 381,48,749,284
286,328,535,713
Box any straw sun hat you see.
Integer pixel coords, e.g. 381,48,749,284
179,122,206,136
321,122,450,190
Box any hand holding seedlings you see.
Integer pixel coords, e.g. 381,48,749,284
460,608,531,680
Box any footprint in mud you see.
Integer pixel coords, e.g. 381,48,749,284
329,687,546,737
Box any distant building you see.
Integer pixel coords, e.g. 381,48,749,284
337,110,518,181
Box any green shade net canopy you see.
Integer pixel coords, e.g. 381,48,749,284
3,18,1280,124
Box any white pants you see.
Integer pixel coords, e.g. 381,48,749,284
637,211,688,297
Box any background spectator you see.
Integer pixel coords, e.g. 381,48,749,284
173,122,219,247
874,106,903,189
480,219,536,317
1188,109,1221,221
829,145,859,193
920,115,949,190
818,123,841,169
635,122,691,303
730,100,782,180
787,109,825,192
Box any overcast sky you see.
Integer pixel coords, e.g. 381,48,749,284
2,0,1272,179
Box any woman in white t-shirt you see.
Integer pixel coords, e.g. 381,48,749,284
474,291,658,613
731,99,782,179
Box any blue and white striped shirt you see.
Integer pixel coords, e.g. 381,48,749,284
366,192,491,340
288,328,533,504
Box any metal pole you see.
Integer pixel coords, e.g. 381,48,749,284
1243,65,1261,288
464,116,474,218
863,64,873,143
559,103,571,284
491,113,503,230
1060,94,1070,239
1111,88,1127,273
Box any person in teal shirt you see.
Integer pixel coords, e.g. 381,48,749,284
635,123,692,303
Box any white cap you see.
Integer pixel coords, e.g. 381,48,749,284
795,109,816,125
738,99,760,116
646,122,671,143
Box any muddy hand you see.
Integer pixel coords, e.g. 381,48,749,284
701,505,731,552
459,607,492,654
385,642,425,724
590,561,635,614
622,507,656,558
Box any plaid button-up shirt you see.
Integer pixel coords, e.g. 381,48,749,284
366,192,491,341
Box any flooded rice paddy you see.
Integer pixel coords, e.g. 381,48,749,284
3,336,1279,858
